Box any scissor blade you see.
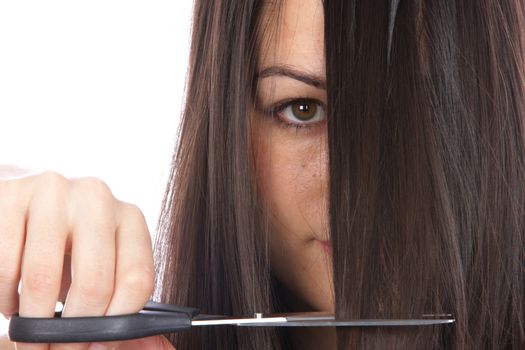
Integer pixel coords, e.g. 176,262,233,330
191,312,455,327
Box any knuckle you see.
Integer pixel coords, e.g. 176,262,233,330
123,203,148,228
75,176,113,198
72,177,117,224
38,170,68,188
23,268,59,295
75,276,114,301
121,266,155,299
33,171,69,205
125,203,145,219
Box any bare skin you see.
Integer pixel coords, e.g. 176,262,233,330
0,0,334,349
253,0,336,348
0,167,173,350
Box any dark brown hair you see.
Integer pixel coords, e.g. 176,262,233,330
154,0,525,348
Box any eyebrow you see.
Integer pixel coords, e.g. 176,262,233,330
256,65,327,90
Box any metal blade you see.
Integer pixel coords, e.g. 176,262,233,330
191,312,455,327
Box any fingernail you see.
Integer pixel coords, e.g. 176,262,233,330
89,343,108,350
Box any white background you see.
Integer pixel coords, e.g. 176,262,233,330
0,0,193,337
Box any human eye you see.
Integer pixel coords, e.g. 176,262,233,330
263,98,327,133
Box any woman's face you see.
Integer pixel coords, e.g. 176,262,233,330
252,0,333,313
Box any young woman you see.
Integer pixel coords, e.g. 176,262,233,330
1,0,524,349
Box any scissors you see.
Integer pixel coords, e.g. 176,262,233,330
8,300,455,343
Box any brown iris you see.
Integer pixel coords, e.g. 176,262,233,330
291,99,317,121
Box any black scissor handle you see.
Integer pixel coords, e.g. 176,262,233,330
8,302,199,343
143,300,199,316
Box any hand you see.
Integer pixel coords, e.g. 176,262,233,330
91,335,176,350
0,171,155,350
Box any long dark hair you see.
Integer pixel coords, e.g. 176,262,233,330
153,0,525,348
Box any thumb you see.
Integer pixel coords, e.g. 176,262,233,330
119,335,176,350
90,335,176,350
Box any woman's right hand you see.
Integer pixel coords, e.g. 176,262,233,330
0,170,158,350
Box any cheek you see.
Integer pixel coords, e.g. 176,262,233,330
256,133,329,240
253,126,333,312
278,151,327,240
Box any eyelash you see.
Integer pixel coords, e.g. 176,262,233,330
263,98,327,133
